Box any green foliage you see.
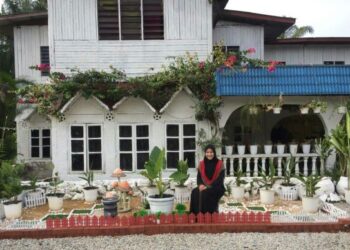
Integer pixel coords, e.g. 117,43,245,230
175,203,187,215
254,160,280,190
133,209,149,217
79,171,95,187
309,100,327,112
281,156,296,186
197,128,222,151
296,175,322,197
224,181,232,196
169,160,189,187
0,161,23,200
29,175,38,191
278,25,314,39
234,170,248,187
315,137,333,160
49,172,63,195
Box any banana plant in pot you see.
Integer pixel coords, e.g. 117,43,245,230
145,146,174,214
79,171,98,203
280,157,298,200
169,160,190,203
296,175,322,213
232,170,247,201
140,155,159,197
46,172,64,211
254,161,279,205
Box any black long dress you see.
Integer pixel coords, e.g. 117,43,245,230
189,159,225,214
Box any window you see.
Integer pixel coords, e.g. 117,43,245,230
118,124,150,171
98,0,164,40
40,46,50,76
30,129,51,159
324,61,345,65
70,125,102,172
220,46,240,54
166,124,196,169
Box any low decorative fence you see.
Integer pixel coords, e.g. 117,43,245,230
25,190,46,208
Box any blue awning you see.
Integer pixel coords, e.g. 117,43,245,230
215,65,350,96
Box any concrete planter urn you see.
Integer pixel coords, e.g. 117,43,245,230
302,196,320,213
83,187,98,203
249,145,258,155
337,106,347,114
302,144,311,154
3,200,22,220
147,194,174,214
300,107,309,114
277,144,285,155
260,189,275,205
313,107,321,114
264,145,273,154
289,144,298,154
47,193,64,211
232,186,245,201
225,146,233,155
273,107,282,114
174,186,190,203
237,145,246,155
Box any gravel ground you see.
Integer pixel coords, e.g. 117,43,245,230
1,233,350,250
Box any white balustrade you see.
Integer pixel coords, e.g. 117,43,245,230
220,153,320,177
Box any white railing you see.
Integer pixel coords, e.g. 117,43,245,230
221,153,322,177
25,189,46,208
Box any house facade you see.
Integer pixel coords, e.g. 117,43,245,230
1,0,350,180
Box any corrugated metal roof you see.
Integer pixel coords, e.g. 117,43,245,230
215,65,350,96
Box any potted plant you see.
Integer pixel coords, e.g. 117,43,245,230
248,104,259,115
46,172,64,211
330,112,350,204
289,141,298,154
249,144,258,155
254,161,279,205
225,145,233,155
79,171,98,203
276,142,285,155
140,155,159,196
264,141,273,154
237,144,246,155
273,93,284,114
232,170,247,201
0,161,23,220
314,137,333,175
302,140,311,154
169,160,190,203
296,175,322,213
337,104,347,114
146,146,174,214
280,157,298,200
309,100,327,114
300,104,310,114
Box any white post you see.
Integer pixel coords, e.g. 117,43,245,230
238,158,243,172
253,157,259,177
295,157,300,176
230,158,234,176
277,157,283,177
303,157,309,176
246,157,251,177
261,157,266,175
312,156,317,175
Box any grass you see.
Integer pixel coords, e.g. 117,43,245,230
93,204,104,209
270,210,288,215
41,214,69,221
227,202,244,207
72,209,92,215
247,206,266,211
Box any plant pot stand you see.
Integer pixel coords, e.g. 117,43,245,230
103,197,119,217
174,186,190,203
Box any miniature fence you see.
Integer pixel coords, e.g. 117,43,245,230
25,190,46,208
0,220,46,230
46,212,271,229
321,203,349,219
271,211,338,223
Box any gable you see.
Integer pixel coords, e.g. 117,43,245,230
162,90,196,119
114,97,154,115
64,96,108,115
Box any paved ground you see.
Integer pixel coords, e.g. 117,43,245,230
1,232,350,250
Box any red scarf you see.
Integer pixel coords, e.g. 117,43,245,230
199,160,223,186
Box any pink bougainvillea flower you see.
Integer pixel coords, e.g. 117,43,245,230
224,55,237,68
247,48,256,54
38,64,50,71
198,61,205,70
267,60,280,72
18,98,24,104
58,73,66,80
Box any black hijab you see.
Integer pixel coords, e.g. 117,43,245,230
203,144,219,179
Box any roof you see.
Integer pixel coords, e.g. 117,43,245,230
216,10,295,41
215,65,350,96
159,87,193,113
60,93,110,114
15,105,37,122
267,37,350,45
112,97,156,113
0,11,47,36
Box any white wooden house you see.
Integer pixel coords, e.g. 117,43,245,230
1,0,350,180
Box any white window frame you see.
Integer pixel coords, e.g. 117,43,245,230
117,123,150,172
69,124,103,173
29,128,51,159
165,123,197,170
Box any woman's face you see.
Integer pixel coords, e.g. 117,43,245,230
205,148,215,160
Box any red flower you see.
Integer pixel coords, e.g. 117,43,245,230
247,48,256,54
18,98,24,104
224,55,237,68
267,61,279,72
198,61,205,70
38,64,50,72
58,73,66,80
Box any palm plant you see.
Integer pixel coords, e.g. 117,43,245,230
296,175,322,197
234,170,248,187
281,156,296,186
49,172,63,195
278,25,314,39
254,160,279,190
315,137,333,175
79,171,96,188
169,160,190,187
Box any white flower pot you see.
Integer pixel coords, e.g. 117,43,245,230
302,196,320,213
232,186,245,201
225,146,233,155
345,189,350,205
147,195,175,214
0,199,5,219
336,176,348,195
47,195,64,211
289,144,298,154
273,107,282,114
4,201,22,220
302,144,311,154
337,106,347,114
260,189,275,205
280,185,298,201
174,186,190,203
313,107,321,113
83,187,98,203
249,145,258,155
277,144,285,155
264,145,273,154
146,186,159,196
300,107,309,114
237,145,246,155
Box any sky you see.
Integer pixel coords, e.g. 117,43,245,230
0,0,349,37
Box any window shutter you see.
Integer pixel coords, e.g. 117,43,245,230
40,46,50,76
143,0,164,40
120,0,142,40
98,0,120,40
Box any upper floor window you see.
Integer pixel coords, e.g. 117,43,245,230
98,0,164,41
31,129,51,159
221,46,240,54
40,46,50,76
324,61,345,65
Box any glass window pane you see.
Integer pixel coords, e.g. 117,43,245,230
31,147,40,158
89,154,102,170
184,152,196,168
42,129,50,137
31,138,39,146
120,153,132,171
137,153,149,170
184,138,196,150
119,126,132,137
42,138,50,146
136,125,149,137
31,129,39,137
167,152,179,169
120,139,132,151
89,139,101,152
167,138,179,151
167,125,179,136
71,126,84,138
137,139,149,151
71,140,84,153
183,124,196,136
120,0,141,40
72,154,84,171
88,126,101,138
42,147,51,158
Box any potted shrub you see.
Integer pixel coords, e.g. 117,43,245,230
314,137,333,175
289,141,298,154
79,171,98,203
276,142,285,155
232,170,247,201
225,145,233,155
280,157,298,200
300,104,310,114
273,93,284,114
237,144,246,155
248,104,259,115
337,104,347,114
310,100,327,114
146,147,174,214
302,140,311,154
264,141,273,154
296,175,322,213
0,162,23,220
254,161,279,205
46,172,64,211
169,160,190,203
140,156,159,197
249,144,258,155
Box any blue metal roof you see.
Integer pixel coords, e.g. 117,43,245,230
215,65,350,96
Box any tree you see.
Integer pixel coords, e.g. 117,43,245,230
278,25,314,39
1,0,47,14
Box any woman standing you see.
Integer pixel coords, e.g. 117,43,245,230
190,145,225,214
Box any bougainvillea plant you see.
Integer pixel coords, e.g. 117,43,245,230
18,46,277,136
